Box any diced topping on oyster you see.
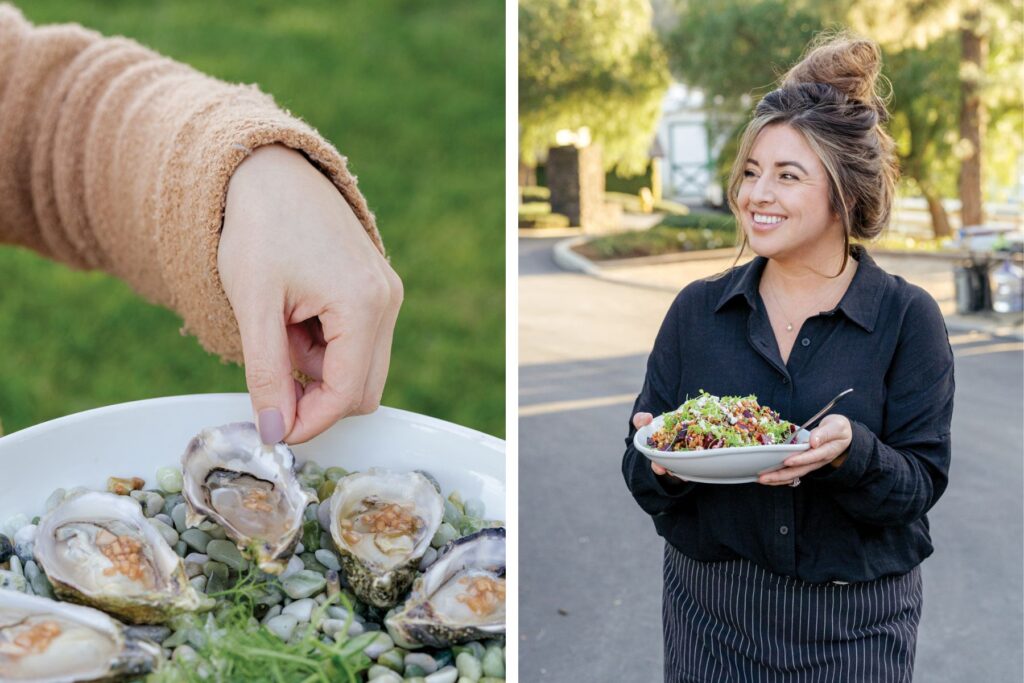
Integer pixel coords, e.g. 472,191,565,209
330,469,443,608
181,423,316,574
0,575,162,682
34,492,207,624
385,527,505,649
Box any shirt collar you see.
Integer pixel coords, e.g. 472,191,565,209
714,245,886,333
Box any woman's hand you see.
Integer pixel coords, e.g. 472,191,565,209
758,414,853,485
219,144,403,445
634,412,688,481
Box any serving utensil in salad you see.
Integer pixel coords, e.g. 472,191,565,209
785,388,854,444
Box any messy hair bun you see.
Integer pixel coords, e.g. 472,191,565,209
782,33,890,122
726,31,900,272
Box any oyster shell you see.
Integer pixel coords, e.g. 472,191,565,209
181,422,316,573
329,469,443,608
385,527,505,649
0,590,161,682
34,491,207,624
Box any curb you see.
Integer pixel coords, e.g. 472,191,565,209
552,238,1024,341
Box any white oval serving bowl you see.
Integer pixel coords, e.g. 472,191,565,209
0,394,504,521
633,414,810,484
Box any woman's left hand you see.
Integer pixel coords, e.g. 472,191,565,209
758,414,852,486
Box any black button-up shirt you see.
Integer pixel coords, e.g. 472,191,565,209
622,247,955,583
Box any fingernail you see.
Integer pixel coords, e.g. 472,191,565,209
258,408,285,444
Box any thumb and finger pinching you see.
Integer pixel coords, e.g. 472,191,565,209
238,306,296,446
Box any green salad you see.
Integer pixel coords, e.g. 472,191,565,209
647,391,796,451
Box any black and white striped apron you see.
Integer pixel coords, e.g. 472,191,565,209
663,543,923,683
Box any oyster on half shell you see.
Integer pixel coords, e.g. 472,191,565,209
385,527,505,649
329,469,443,608
181,422,316,573
0,590,161,682
33,491,207,624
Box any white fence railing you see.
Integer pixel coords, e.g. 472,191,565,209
889,198,1022,237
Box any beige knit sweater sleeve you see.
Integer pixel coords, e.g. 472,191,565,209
0,4,383,362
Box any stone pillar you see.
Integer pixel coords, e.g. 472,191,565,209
547,144,605,231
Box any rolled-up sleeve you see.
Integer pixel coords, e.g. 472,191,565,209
809,289,954,526
622,291,698,516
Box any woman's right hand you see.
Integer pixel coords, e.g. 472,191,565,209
633,412,687,481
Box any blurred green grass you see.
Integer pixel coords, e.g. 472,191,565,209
1,0,504,437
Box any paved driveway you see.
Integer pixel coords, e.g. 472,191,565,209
519,237,1024,682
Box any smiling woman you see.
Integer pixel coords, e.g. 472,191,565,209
622,31,955,683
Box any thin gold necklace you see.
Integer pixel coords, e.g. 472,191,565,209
764,274,847,333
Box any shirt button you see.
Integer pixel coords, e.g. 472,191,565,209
801,338,811,347
782,378,790,384
779,526,789,535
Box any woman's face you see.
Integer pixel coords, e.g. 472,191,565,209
737,123,842,262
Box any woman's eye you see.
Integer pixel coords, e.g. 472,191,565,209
743,170,757,178
781,173,798,181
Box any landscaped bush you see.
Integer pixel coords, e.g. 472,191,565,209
520,185,550,202
658,212,737,232
575,225,738,260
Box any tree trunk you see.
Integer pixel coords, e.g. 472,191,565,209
922,187,954,239
958,9,986,228
518,156,536,188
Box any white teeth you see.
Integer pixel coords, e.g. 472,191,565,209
753,214,784,224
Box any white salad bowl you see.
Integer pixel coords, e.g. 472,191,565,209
633,414,810,484
0,394,505,521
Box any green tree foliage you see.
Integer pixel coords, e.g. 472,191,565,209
519,0,671,175
664,0,1022,235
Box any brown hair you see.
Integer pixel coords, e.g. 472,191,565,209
726,31,900,275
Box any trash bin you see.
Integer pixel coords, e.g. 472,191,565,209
992,259,1024,313
954,256,993,314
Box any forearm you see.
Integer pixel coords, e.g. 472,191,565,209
0,5,382,362
622,442,697,516
810,420,950,526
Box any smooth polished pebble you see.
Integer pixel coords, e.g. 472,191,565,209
363,632,394,659
455,652,482,681
320,618,347,637
317,502,332,532
281,570,326,599
148,518,179,547
314,549,340,571
260,605,282,625
265,614,299,641
189,576,207,593
418,547,438,571
463,498,486,519
156,466,184,494
431,523,458,549
481,645,504,678
205,540,245,572
405,653,438,674
130,490,165,517
183,554,208,578
443,500,461,526
367,665,402,682
376,648,405,672
303,503,319,523
171,504,188,533
180,528,211,553
281,555,305,579
326,606,352,622
281,598,316,622
425,667,459,683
